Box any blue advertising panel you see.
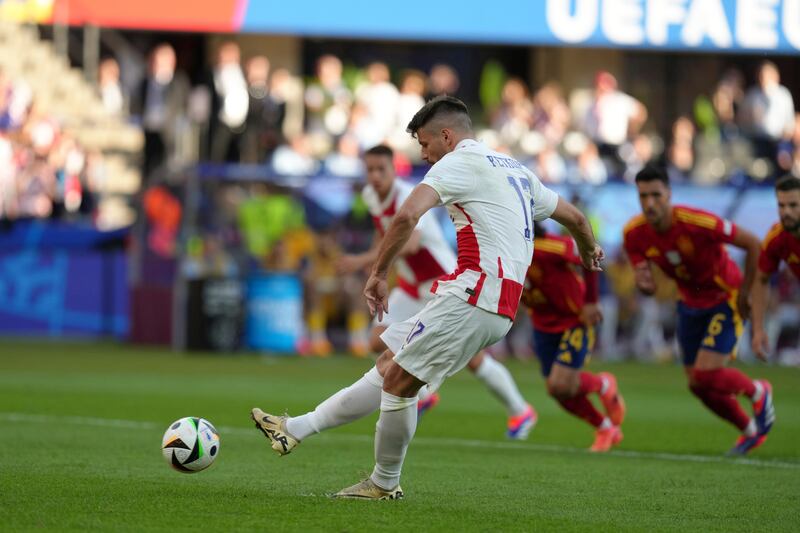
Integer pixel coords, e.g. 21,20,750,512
246,274,303,353
242,0,800,54
0,249,128,337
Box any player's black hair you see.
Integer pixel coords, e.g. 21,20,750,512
533,221,547,238
364,144,393,159
634,164,670,186
775,174,800,192
406,95,472,138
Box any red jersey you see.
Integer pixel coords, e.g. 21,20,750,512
759,223,800,279
623,205,742,309
524,235,598,333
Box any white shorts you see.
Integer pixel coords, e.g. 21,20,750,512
380,294,512,391
373,281,435,327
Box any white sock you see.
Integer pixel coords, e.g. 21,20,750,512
286,366,383,441
371,391,417,490
474,355,528,416
599,417,613,430
417,384,436,402
751,381,764,403
743,419,757,437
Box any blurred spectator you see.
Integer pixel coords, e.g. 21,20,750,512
131,43,189,180
270,68,305,140
533,144,566,184
741,61,795,166
304,54,352,154
16,115,57,219
209,41,249,163
388,69,427,158
98,57,126,115
299,229,370,357
355,62,399,143
241,55,285,163
532,81,571,146
324,134,364,178
395,70,427,129
491,77,533,149
50,133,88,216
582,71,648,172
346,102,383,151
571,138,608,185
272,134,320,176
428,63,460,98
0,70,10,130
665,116,696,183
778,113,800,177
711,68,745,141
0,133,14,218
0,69,32,131
620,133,655,182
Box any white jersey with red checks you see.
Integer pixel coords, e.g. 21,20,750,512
362,178,456,294
421,139,559,319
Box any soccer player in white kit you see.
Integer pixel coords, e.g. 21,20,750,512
337,144,536,439
252,96,604,499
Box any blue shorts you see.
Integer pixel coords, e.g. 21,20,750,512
676,298,742,366
532,325,595,377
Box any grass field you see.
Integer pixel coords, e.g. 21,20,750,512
2,340,799,532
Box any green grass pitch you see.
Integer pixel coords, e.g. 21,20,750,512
2,340,799,532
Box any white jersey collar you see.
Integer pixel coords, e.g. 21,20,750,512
455,139,479,151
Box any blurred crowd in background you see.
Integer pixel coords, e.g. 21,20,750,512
136,42,799,185
3,37,799,222
0,68,110,221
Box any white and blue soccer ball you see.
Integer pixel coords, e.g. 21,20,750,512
161,417,220,473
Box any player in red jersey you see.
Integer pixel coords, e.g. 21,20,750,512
523,223,626,452
623,165,774,455
751,175,800,362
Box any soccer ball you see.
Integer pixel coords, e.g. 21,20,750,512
161,417,220,473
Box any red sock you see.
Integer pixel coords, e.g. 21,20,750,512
557,395,605,428
693,368,756,398
578,372,603,395
689,384,751,431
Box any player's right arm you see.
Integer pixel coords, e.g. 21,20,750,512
549,197,604,272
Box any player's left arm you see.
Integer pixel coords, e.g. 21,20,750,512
730,225,761,320
364,184,440,319
549,197,604,272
